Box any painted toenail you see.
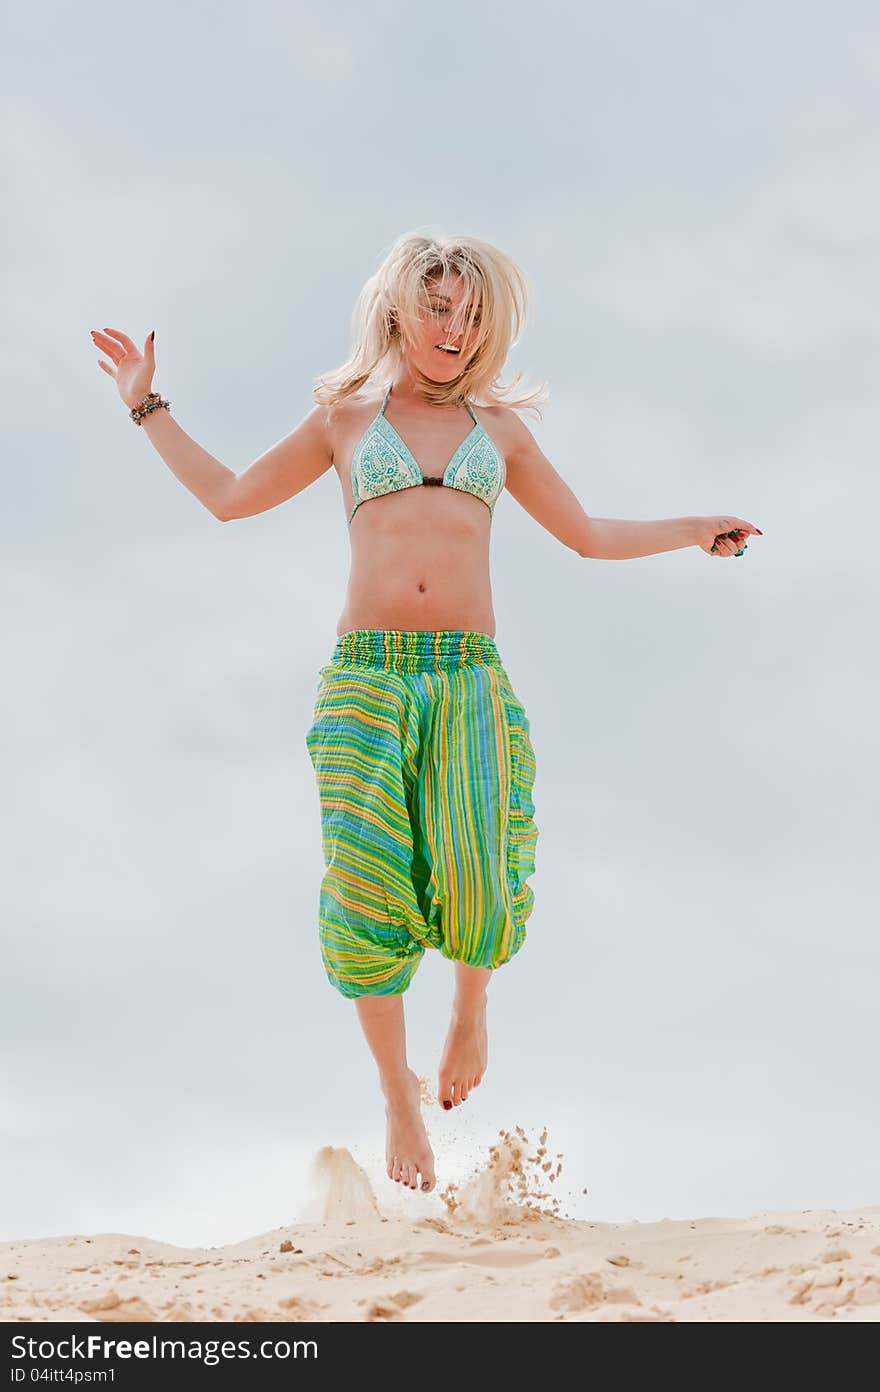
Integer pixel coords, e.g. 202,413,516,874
443,1101,452,1110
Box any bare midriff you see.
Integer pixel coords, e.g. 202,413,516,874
337,492,495,637
331,396,500,639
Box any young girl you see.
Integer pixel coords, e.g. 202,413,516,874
91,230,760,1198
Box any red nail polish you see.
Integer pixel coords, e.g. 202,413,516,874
755,528,763,534
443,1100,452,1110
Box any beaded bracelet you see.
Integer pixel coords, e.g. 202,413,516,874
129,390,171,426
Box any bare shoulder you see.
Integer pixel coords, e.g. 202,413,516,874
476,404,541,467
323,387,387,462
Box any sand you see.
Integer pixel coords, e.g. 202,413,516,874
3,1102,879,1323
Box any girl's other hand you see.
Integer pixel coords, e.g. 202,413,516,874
696,515,762,557
90,327,156,410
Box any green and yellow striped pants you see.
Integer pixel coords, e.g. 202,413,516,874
304,629,539,998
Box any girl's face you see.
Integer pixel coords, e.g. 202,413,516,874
403,272,482,382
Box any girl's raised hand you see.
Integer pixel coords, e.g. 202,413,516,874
696,515,763,558
90,327,156,411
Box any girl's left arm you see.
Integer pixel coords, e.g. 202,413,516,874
501,412,760,559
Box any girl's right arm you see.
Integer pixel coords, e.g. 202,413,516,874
91,327,334,520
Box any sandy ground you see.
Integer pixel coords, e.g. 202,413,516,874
3,1106,879,1323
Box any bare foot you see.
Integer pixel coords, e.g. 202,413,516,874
384,1068,437,1192
438,998,488,1109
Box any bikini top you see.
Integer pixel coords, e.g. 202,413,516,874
347,383,506,525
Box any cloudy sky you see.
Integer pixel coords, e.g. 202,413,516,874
3,0,878,1247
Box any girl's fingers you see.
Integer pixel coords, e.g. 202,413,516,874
97,359,117,378
103,327,136,351
718,528,753,553
91,331,124,361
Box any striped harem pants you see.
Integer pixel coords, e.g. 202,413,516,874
304,628,539,998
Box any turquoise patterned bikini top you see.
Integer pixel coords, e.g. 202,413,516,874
348,383,506,525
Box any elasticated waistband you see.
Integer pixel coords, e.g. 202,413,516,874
332,629,502,672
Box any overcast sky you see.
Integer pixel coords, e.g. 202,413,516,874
3,0,878,1247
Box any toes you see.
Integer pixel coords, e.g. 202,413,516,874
440,1071,484,1107
418,1156,436,1192
390,1156,426,1187
439,1075,463,1107
391,1159,435,1191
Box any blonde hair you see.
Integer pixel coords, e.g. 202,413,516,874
312,230,548,417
